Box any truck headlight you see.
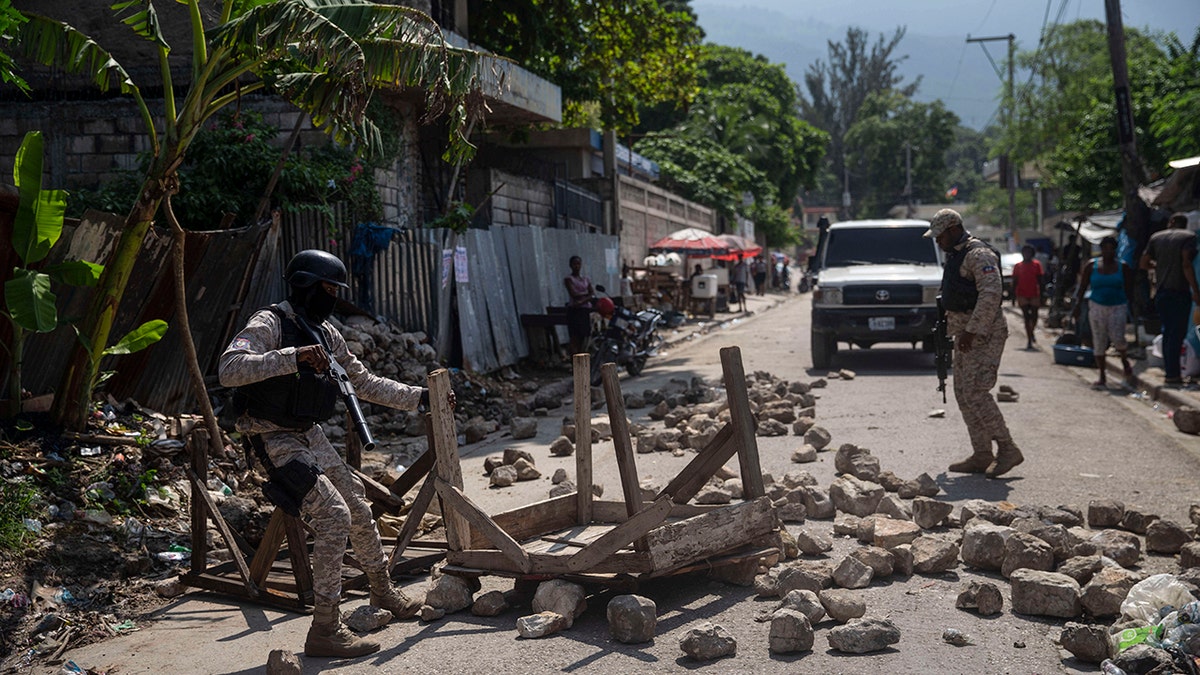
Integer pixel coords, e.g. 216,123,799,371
923,286,941,304
814,287,843,304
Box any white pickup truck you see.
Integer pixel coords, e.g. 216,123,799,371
809,219,944,369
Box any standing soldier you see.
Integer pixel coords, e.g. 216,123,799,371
927,210,1023,478
219,250,454,658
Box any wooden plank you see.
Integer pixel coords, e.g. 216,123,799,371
721,347,764,498
592,500,731,522
188,429,209,573
389,474,437,570
284,515,314,604
566,496,672,572
249,508,288,587
187,469,256,595
657,424,736,504
434,478,532,573
600,363,641,521
447,549,654,575
574,353,593,525
489,494,578,543
428,368,471,551
353,468,404,511
643,545,779,581
643,496,776,571
180,573,307,612
389,446,434,499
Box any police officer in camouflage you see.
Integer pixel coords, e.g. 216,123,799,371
927,209,1024,478
219,250,451,658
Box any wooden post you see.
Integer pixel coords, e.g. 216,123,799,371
427,368,470,552
600,363,641,520
574,353,593,525
188,428,209,572
721,346,764,498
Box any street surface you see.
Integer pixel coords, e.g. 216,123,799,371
46,292,1200,675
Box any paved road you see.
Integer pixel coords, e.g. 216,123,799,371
48,293,1200,674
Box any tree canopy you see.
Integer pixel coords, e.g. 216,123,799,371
635,44,826,245
469,0,702,132
800,27,919,214
1004,20,1200,211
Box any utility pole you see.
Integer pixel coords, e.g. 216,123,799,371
1104,0,1148,243
967,33,1017,233
903,141,913,217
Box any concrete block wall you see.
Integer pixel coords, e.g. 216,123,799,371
487,169,553,228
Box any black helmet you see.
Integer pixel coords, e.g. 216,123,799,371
284,250,349,289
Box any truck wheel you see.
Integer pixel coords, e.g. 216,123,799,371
812,329,836,369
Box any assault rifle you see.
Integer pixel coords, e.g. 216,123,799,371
932,296,951,403
296,317,376,451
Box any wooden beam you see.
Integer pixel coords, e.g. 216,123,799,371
187,468,256,595
721,346,764,499
389,446,434,499
566,497,672,572
434,478,532,573
573,353,593,525
284,514,313,605
180,573,307,612
600,363,641,519
352,467,404,511
389,474,437,571
592,500,730,523
188,429,209,573
427,369,471,551
657,424,736,504
249,508,288,587
643,496,776,571
489,494,578,543
447,549,653,575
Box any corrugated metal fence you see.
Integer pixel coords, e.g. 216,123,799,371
15,207,618,415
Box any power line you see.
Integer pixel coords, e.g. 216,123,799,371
974,0,1000,33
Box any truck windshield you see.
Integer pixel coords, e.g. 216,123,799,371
823,228,939,267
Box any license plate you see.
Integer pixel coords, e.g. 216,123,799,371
868,317,895,331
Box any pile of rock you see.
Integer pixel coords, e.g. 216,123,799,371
482,448,542,487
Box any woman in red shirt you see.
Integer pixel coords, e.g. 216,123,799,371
1011,244,1044,349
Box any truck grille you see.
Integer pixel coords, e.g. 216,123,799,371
843,284,923,305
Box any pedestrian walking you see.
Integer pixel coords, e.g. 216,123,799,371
1141,213,1199,385
927,209,1023,478
752,255,768,296
1074,236,1134,389
1011,244,1044,349
563,255,595,357
219,250,453,658
731,255,749,312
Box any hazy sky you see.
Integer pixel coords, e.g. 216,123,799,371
692,0,1200,128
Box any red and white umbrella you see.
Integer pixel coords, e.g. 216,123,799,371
711,234,763,261
649,228,730,257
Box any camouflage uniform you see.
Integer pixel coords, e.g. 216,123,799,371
944,237,1016,455
218,301,423,606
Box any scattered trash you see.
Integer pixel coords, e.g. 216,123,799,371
155,551,189,562
927,409,946,418
109,619,137,633
1,588,30,607
942,628,971,646
58,660,86,675
80,509,113,526
79,446,102,457
23,518,43,534
1100,659,1128,675
206,477,232,496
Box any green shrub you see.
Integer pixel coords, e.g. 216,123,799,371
0,478,40,551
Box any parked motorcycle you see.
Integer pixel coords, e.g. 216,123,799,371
589,286,664,386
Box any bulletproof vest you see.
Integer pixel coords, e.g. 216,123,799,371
942,238,998,313
232,305,339,428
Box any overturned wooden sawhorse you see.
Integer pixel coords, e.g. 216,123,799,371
179,415,447,611
412,346,778,587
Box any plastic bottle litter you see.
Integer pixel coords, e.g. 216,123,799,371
22,518,42,534
58,660,85,675
156,551,189,562
1100,659,1128,675
207,477,233,496
168,543,191,553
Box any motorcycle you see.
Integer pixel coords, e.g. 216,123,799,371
589,286,664,386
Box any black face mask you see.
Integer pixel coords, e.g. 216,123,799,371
291,285,338,322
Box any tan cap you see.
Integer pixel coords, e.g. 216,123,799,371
924,208,963,238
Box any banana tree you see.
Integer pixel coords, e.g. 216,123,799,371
3,131,166,419
13,0,489,429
